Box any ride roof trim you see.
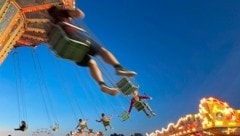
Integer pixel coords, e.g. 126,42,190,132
147,97,240,136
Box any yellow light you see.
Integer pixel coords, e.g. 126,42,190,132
215,121,223,126
229,122,237,126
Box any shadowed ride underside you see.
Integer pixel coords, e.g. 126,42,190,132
0,0,75,64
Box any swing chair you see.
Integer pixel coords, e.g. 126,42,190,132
134,101,146,111
119,111,130,121
103,121,110,127
96,113,113,131
12,50,29,132
48,22,90,62
14,121,28,131
116,77,139,96
134,99,156,118
51,123,59,131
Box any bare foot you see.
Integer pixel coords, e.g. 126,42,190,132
101,85,119,96
116,69,137,77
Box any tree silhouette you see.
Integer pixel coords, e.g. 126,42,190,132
110,133,124,136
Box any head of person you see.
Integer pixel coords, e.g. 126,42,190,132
89,129,93,133
101,113,105,117
133,91,138,96
21,121,26,124
79,119,82,122
47,6,60,17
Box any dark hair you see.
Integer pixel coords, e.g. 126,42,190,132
47,6,59,15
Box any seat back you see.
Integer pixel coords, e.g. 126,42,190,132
119,111,130,121
103,121,110,127
48,24,90,62
134,101,146,111
116,77,138,96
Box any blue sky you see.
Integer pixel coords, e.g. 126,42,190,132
1,0,240,135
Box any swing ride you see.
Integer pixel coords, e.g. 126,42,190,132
147,97,240,136
1,1,240,136
0,0,152,135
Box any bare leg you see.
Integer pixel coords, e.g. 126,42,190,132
109,123,112,129
71,32,135,76
145,103,156,116
87,59,119,96
142,109,150,118
88,59,103,83
14,128,24,131
98,47,137,77
98,47,119,66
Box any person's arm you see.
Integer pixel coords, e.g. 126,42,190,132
75,123,79,129
96,119,102,122
139,95,151,100
67,8,85,19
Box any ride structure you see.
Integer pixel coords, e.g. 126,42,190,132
0,0,75,64
1,0,152,134
147,97,240,136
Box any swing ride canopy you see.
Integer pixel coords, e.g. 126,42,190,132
0,0,75,64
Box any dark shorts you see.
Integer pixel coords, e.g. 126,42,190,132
67,31,103,67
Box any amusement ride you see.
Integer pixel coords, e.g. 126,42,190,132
0,0,240,136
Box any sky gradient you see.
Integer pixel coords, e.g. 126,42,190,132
1,0,240,135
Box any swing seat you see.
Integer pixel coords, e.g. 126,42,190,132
119,111,130,121
22,126,28,131
80,125,87,130
134,101,146,111
24,125,28,131
48,24,90,62
103,121,110,127
52,123,59,131
15,125,27,131
116,77,138,96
